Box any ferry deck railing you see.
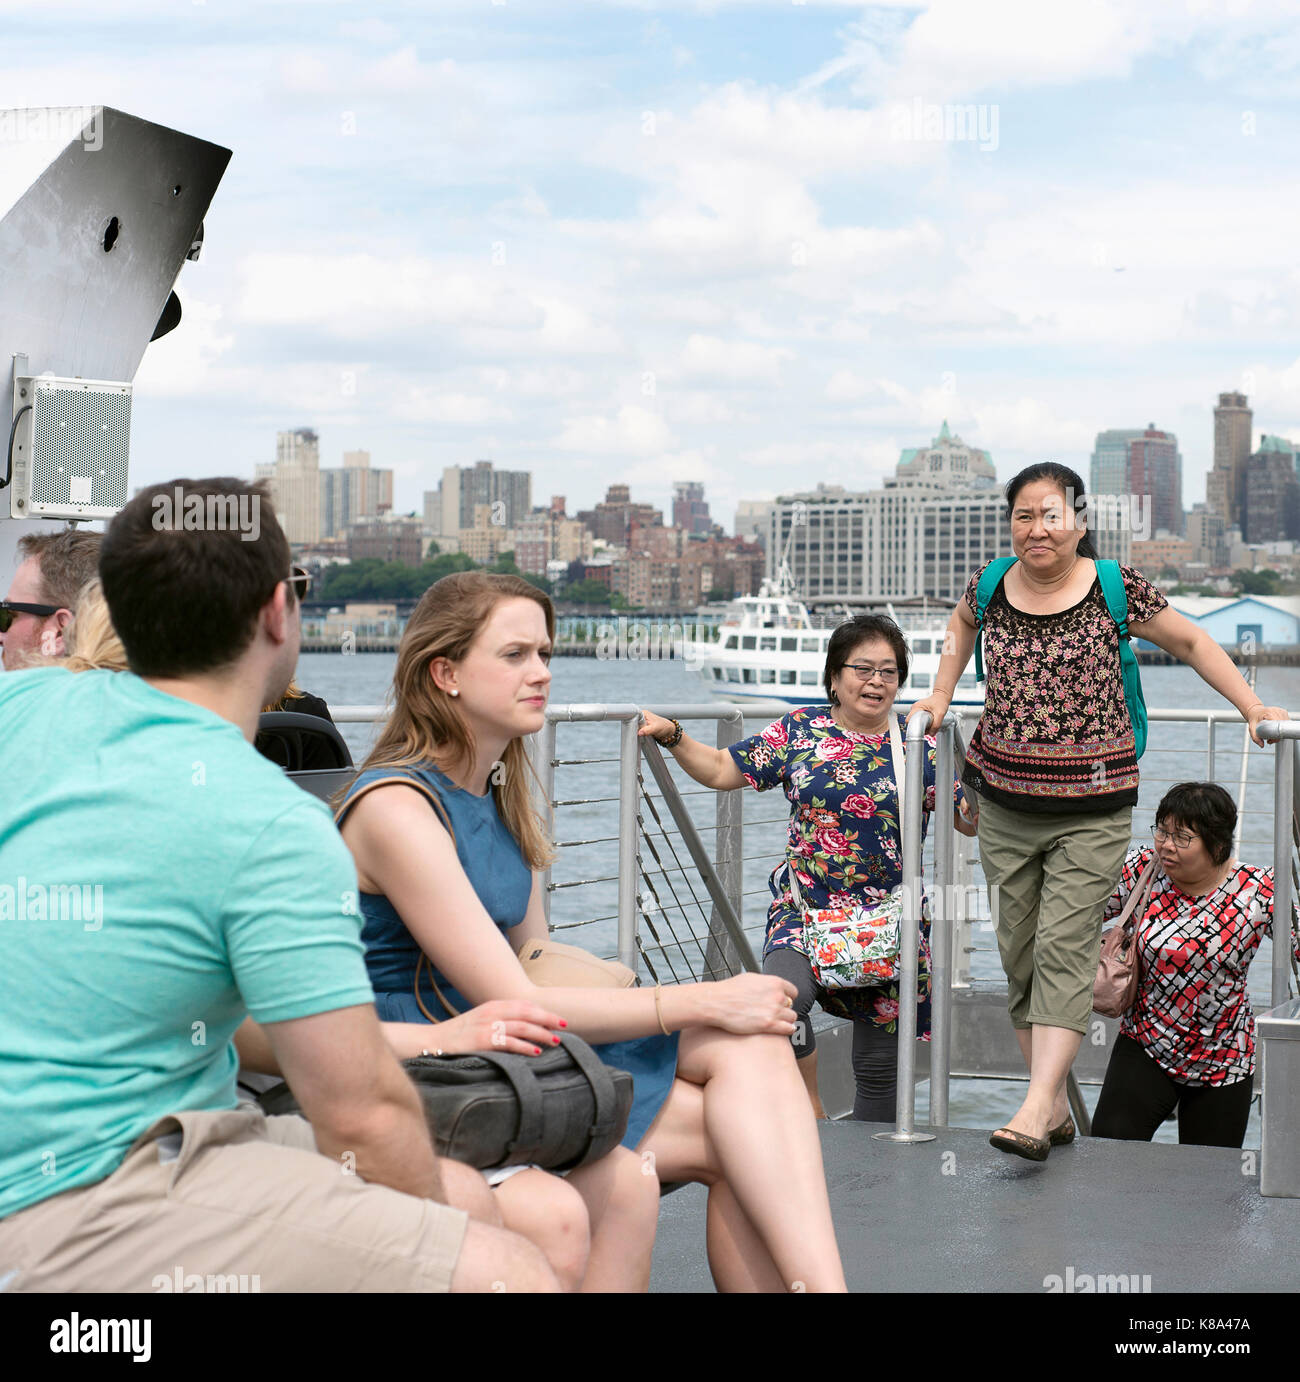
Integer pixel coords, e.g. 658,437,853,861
330,700,1300,1156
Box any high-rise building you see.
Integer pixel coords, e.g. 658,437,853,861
1207,392,1252,528
1244,438,1300,543
436,460,531,533
320,449,394,539
672,481,712,535
266,428,321,546
761,423,1015,601
1090,429,1146,500
1128,426,1183,536
1091,426,1182,538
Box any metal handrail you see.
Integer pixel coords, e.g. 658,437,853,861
335,699,1299,1139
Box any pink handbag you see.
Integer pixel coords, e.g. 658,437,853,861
1093,854,1159,1018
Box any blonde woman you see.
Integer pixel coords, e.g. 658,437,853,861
337,571,847,1293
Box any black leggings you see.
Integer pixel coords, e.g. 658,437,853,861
1091,1034,1254,1148
764,946,900,1122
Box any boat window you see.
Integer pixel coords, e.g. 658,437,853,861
727,667,741,682
760,669,776,683
742,668,755,683
800,637,820,653
741,635,757,650
957,673,977,689
798,670,818,685
779,670,796,685
780,637,798,652
759,636,777,651
712,667,723,680
724,635,738,650
912,638,932,655
910,673,931,690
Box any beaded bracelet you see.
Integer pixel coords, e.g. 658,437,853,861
657,718,684,749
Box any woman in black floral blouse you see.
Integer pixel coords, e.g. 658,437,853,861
640,615,974,1122
909,462,1287,1161
1092,782,1299,1148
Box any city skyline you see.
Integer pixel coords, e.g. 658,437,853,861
11,2,1300,529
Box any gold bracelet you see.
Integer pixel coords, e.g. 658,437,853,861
653,984,671,1036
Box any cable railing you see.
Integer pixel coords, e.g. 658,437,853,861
329,699,1299,1167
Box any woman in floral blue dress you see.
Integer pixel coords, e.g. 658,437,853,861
640,614,974,1121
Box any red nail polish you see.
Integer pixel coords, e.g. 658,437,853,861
533,1046,542,1055
558,1020,568,1028
552,1035,560,1044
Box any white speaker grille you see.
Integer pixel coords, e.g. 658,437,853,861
30,380,131,512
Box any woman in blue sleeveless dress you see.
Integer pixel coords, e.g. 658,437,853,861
338,571,846,1293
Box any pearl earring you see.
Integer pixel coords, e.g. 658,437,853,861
450,688,459,697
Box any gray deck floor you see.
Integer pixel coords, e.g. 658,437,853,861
648,1120,1300,1293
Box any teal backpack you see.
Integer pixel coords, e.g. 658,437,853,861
973,557,1148,759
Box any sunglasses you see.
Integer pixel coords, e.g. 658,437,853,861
286,566,311,603
0,601,62,634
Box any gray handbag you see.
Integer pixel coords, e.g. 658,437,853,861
258,1032,633,1172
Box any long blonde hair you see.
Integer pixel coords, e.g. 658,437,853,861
353,571,556,870
65,579,128,672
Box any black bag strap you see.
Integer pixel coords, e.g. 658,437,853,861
555,1032,620,1155
334,770,462,1021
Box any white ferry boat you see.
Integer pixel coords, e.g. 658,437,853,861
685,565,985,708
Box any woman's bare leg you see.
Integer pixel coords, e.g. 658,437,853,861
565,1146,659,1293
997,1025,1080,1140
639,1075,784,1292
642,1031,846,1292
492,1168,590,1292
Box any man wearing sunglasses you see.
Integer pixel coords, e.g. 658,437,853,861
0,528,102,670
0,477,553,1294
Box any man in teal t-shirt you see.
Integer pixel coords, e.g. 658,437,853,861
0,477,553,1294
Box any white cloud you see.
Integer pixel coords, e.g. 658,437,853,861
554,405,676,455
678,334,792,385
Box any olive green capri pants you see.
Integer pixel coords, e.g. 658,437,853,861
976,796,1133,1034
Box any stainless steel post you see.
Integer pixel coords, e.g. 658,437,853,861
618,716,641,971
1206,719,1216,783
875,712,937,1144
1272,731,1294,1009
536,717,557,926
930,716,955,1128
707,710,746,978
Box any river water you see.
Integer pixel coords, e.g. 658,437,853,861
297,649,1300,1145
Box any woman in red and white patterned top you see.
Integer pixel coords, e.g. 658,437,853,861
1091,782,1300,1148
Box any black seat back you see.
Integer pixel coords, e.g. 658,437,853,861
255,711,353,772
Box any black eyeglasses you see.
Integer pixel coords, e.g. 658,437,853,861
285,567,311,604
842,663,899,683
0,601,62,634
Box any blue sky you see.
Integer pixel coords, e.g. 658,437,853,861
5,0,1300,529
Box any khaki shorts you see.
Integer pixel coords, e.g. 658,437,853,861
0,1105,467,1293
977,796,1133,1034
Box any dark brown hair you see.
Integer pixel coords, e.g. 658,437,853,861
99,478,290,677
823,615,909,704
17,528,102,611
